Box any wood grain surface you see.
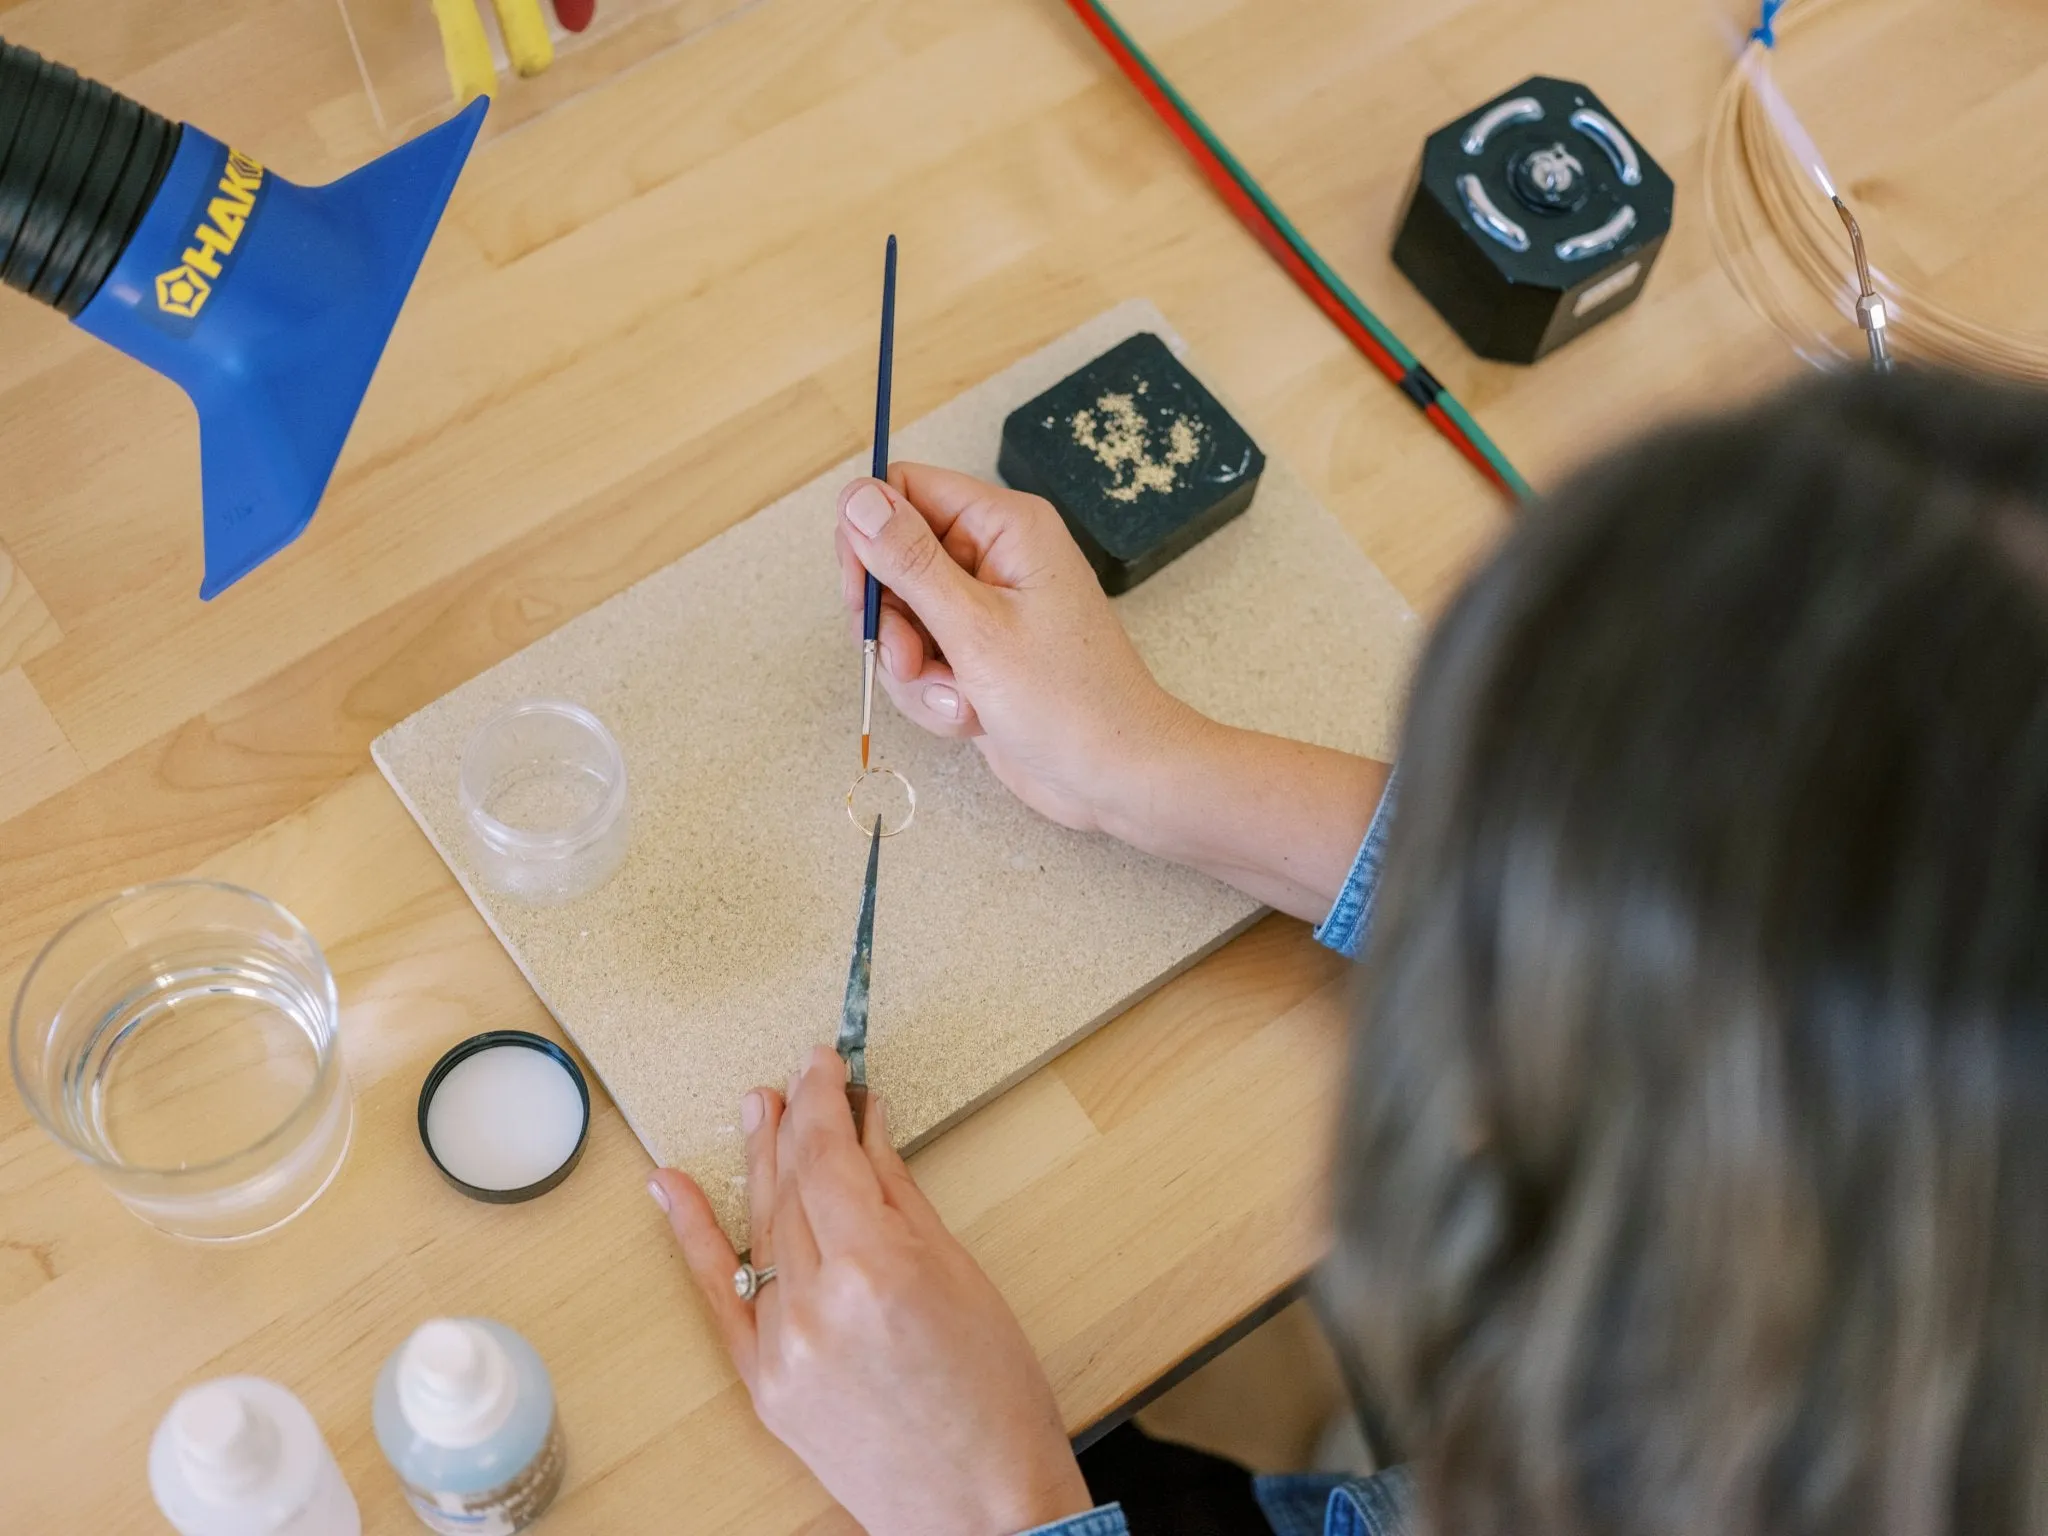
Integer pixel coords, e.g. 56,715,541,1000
2,0,2034,1530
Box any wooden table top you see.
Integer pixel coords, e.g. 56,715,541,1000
5,0,2039,1529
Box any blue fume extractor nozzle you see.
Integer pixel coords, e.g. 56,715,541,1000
0,37,486,597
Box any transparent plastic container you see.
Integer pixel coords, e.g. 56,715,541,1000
460,699,629,904
150,1377,361,1536
8,881,354,1243
335,0,762,143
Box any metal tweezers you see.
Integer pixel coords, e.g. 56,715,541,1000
835,815,880,1138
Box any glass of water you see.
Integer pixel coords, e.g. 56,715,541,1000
9,881,353,1242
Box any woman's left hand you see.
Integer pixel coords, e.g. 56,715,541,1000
649,1046,1093,1536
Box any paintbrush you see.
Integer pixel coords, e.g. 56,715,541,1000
861,234,897,772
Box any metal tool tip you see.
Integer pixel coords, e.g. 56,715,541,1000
860,733,871,772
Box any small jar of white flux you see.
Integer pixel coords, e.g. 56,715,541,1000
374,1317,566,1535
149,1377,361,1536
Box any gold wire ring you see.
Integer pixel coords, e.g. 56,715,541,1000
845,767,916,838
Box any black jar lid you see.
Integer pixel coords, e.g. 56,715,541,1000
417,1030,592,1204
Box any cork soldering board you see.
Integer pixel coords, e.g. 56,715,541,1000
374,301,1420,1240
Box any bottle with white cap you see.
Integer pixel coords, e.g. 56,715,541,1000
372,1317,566,1535
149,1377,361,1536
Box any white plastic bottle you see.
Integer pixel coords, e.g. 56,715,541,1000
149,1377,361,1536
373,1317,566,1535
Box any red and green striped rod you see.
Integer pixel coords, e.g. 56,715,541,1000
1061,0,1533,501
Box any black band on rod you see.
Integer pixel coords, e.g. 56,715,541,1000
1397,362,1445,412
0,37,180,317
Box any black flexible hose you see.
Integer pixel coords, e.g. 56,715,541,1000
0,37,180,317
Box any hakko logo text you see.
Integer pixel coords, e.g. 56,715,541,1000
155,149,266,321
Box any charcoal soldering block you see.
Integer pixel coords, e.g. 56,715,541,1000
998,332,1265,595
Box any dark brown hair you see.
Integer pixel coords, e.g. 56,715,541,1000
1327,369,2048,1536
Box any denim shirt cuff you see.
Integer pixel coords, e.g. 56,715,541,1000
1255,1467,1418,1536
1314,768,1398,960
1015,1505,1128,1536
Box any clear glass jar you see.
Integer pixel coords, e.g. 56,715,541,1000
9,880,353,1242
459,700,630,905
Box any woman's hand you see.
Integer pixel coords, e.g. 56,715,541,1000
650,1046,1092,1536
835,464,1194,837
836,465,1391,924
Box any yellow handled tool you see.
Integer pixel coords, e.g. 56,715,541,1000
489,0,556,78
429,0,496,103
431,0,555,103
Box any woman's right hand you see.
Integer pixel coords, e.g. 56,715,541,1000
835,465,1196,840
837,464,1389,924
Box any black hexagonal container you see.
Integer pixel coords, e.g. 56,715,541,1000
1392,76,1673,365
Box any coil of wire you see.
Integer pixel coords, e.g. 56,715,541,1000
1704,0,2048,382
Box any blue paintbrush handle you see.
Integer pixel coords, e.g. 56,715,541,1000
864,234,896,645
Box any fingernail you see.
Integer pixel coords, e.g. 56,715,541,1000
741,1090,763,1133
647,1177,671,1213
923,682,962,720
845,483,892,538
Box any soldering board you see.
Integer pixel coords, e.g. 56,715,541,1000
373,301,1419,1241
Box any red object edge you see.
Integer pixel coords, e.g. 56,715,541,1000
1059,0,1511,497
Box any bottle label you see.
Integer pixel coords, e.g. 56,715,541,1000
400,1417,566,1536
